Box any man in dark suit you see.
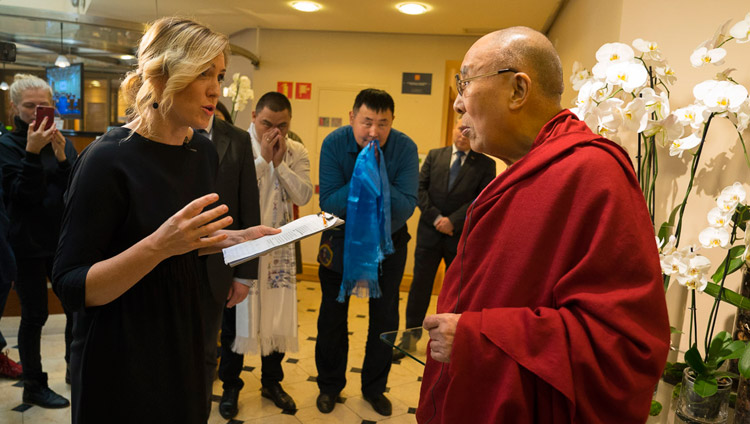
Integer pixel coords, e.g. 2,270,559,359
394,118,495,360
198,109,261,419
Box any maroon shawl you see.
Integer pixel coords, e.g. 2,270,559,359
417,110,669,423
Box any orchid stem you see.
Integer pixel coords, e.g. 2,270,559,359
705,220,739,356
675,113,715,247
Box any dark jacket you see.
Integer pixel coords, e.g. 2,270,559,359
0,174,15,288
416,146,495,251
204,118,261,303
0,116,78,259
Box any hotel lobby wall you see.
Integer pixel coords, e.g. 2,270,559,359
226,28,480,280
551,0,750,365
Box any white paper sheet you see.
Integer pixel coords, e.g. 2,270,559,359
222,212,343,267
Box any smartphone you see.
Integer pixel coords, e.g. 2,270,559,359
34,106,55,131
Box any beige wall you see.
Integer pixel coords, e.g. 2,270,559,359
548,0,624,108
226,28,481,277
551,0,750,374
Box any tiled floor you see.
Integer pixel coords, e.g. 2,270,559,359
0,280,436,423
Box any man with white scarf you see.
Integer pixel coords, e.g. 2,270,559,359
234,91,312,412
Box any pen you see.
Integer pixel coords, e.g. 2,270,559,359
320,212,327,226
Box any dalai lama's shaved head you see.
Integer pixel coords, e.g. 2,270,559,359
484,27,564,99
453,26,564,165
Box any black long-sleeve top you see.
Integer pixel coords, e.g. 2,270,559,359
0,116,78,259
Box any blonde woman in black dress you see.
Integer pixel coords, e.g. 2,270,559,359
52,17,277,423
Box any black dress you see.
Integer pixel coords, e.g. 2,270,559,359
52,128,218,424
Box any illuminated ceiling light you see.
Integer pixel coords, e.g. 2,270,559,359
90,80,101,88
55,22,70,68
119,54,135,60
55,54,70,68
290,1,322,12
397,2,430,15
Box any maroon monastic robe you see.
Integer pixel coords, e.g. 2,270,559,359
416,110,670,423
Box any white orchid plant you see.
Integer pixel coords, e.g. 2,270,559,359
572,13,750,403
222,73,254,122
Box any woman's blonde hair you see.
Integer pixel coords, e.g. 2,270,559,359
120,17,230,132
10,74,53,105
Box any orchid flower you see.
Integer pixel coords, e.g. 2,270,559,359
622,98,649,133
717,182,747,212
655,64,677,85
674,104,710,130
592,42,635,79
699,226,731,248
605,61,648,93
699,81,748,113
643,114,683,148
707,207,733,227
570,61,592,91
669,132,702,157
690,47,727,68
675,254,711,292
730,12,750,43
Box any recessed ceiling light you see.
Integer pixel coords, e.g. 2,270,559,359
397,2,430,15
120,54,135,60
290,1,322,12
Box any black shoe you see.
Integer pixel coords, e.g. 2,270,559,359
261,383,296,411
22,386,70,409
218,387,240,419
392,348,406,362
363,393,392,416
316,392,341,413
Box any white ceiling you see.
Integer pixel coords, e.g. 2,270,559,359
85,0,566,37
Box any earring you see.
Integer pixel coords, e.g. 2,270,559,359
152,102,158,109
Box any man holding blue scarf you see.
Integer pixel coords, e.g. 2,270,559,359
316,89,418,416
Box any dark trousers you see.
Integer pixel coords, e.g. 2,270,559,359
217,304,246,391
404,244,456,332
217,304,285,388
15,257,72,386
200,283,245,415
315,242,407,397
0,277,10,350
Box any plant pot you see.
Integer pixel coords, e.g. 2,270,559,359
675,368,732,424
732,266,750,423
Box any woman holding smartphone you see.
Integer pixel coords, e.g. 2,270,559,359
52,17,278,423
0,74,76,409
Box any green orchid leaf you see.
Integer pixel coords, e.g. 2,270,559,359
740,345,750,379
694,375,719,398
709,331,732,359
711,245,748,284
685,345,707,375
719,340,747,360
703,283,750,310
657,205,682,242
712,370,739,379
734,204,749,232
649,400,663,416
670,326,684,335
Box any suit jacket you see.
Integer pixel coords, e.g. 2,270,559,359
205,118,261,303
416,146,495,251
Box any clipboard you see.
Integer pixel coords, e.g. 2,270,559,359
222,212,344,267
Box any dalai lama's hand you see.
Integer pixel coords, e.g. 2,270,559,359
423,313,462,363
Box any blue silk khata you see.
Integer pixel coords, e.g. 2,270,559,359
338,140,394,302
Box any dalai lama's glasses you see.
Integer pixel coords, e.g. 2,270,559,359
455,68,517,96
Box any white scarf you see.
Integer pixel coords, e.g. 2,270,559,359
233,124,299,355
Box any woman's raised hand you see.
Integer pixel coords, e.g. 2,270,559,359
148,193,232,258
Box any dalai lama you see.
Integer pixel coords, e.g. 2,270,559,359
416,27,670,423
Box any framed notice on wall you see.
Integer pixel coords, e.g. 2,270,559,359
402,72,432,95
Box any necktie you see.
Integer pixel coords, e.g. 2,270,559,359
449,150,465,189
